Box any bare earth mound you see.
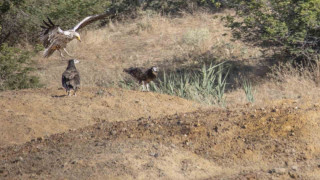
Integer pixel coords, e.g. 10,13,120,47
1,98,320,179
0,88,202,147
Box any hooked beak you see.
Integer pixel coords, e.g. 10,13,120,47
77,36,81,42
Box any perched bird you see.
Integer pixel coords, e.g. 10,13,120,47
40,14,109,58
124,66,158,91
62,59,80,96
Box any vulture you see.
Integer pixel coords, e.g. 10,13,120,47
62,59,80,96
40,14,109,58
124,66,158,91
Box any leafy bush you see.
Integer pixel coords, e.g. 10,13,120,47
225,0,320,64
0,44,41,91
142,0,227,13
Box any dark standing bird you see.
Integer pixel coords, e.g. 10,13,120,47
40,14,110,58
124,66,158,91
62,59,80,96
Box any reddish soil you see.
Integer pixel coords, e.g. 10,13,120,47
1,89,320,179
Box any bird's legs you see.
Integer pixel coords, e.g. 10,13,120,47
73,89,77,96
58,50,65,58
63,48,73,57
141,81,146,91
146,83,150,92
67,90,71,96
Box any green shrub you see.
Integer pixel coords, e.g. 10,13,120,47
151,62,230,105
225,0,320,64
242,79,255,103
0,43,41,91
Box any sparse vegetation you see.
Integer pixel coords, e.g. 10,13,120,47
181,28,210,48
242,78,254,103
2,1,320,180
151,62,230,105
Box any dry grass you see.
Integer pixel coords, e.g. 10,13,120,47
33,10,320,106
226,62,320,107
34,10,262,88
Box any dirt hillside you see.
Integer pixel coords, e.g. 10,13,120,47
1,96,320,179
2,10,320,180
0,88,202,147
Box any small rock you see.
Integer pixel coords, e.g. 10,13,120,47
269,168,286,175
111,131,117,135
149,152,159,158
129,134,134,138
291,165,298,171
185,140,191,146
240,125,247,129
288,171,299,179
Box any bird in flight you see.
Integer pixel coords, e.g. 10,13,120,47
124,66,158,91
40,14,109,58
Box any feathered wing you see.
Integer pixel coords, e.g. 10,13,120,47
41,18,67,57
72,13,109,31
40,18,61,48
124,67,145,81
43,33,67,58
40,13,111,57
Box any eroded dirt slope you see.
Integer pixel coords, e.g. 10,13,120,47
0,88,202,147
1,99,320,179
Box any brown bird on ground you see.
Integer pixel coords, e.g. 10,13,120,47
62,59,80,96
124,66,158,91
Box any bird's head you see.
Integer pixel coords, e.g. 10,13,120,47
68,59,80,67
73,59,80,64
151,66,158,72
73,32,81,42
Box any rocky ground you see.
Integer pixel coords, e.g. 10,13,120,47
1,89,320,179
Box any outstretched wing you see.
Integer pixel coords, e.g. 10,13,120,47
40,17,63,48
71,14,109,32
